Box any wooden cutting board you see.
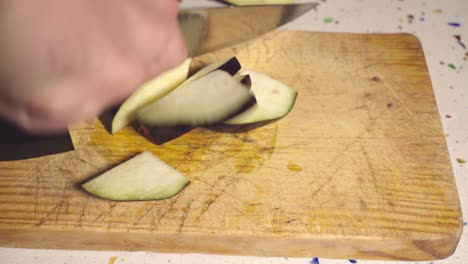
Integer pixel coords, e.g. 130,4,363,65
0,31,462,261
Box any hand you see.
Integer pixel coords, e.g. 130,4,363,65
0,0,187,134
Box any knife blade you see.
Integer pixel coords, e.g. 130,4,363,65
178,3,318,57
0,120,75,161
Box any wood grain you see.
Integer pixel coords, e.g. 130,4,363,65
0,31,462,261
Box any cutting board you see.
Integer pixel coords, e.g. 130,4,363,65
0,31,462,261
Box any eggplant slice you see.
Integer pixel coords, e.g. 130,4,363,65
137,70,255,127
224,70,297,124
111,59,192,133
81,151,189,201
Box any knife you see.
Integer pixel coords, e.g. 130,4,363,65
178,3,318,57
0,120,74,161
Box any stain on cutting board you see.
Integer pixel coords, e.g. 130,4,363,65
88,119,277,175
287,161,303,172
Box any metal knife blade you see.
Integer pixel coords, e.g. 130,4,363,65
0,120,74,161
178,3,318,57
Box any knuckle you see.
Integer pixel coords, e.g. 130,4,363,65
103,57,145,102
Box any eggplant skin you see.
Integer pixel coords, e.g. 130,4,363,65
146,125,194,145
185,56,241,84
217,57,241,76
222,95,257,121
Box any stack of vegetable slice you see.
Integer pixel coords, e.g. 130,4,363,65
112,56,297,133
83,57,297,201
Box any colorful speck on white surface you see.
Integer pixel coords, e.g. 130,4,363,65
309,258,320,264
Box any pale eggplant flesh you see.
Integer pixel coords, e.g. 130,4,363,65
137,70,255,127
224,70,297,125
81,151,189,201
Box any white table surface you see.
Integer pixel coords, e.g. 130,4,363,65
1,1,467,263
